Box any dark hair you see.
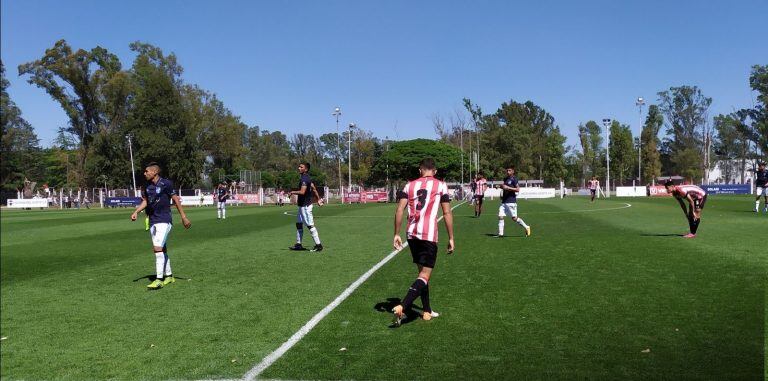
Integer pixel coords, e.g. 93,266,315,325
145,162,161,173
506,165,515,170
301,162,311,170
664,180,674,187
419,158,436,170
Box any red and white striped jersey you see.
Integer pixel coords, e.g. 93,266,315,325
400,176,450,243
673,185,706,199
588,179,599,190
475,178,488,194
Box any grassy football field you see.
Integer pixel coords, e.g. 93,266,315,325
1,196,765,380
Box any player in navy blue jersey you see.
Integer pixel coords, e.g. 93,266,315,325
496,165,531,237
289,162,324,252
754,162,767,213
216,182,230,219
130,163,191,290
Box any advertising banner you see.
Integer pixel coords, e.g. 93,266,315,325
616,186,646,197
234,194,261,204
179,195,214,206
700,184,751,195
363,191,388,203
104,197,142,207
6,198,49,208
648,186,670,197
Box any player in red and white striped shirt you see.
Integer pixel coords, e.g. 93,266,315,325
391,158,455,326
473,172,488,217
664,180,707,238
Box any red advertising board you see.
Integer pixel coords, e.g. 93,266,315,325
234,193,261,204
648,186,670,197
343,191,388,203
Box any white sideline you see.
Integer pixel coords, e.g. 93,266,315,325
243,201,466,381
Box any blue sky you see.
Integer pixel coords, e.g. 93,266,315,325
2,0,766,149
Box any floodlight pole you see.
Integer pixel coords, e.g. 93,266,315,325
348,123,355,194
636,97,645,183
126,134,137,197
602,118,612,198
333,107,343,203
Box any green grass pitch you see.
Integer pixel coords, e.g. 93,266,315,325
1,196,765,380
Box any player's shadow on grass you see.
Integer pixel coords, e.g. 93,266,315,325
640,233,685,237
374,298,422,328
132,274,190,282
483,233,524,238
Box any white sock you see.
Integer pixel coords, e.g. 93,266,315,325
217,209,221,218
516,218,529,229
309,227,321,245
297,229,303,243
498,220,504,236
756,201,761,211
154,252,164,279
163,252,172,276
222,209,226,219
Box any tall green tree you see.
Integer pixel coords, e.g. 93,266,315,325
18,40,124,186
1,61,42,190
373,139,462,184
640,105,663,183
608,121,635,184
657,86,712,181
713,113,751,183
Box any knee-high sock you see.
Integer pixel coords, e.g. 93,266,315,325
308,226,321,245
420,284,431,313
498,220,504,236
163,246,172,276
402,277,428,311
516,218,529,229
296,223,304,243
154,251,165,280
691,218,700,234
222,207,226,219
757,200,761,211
217,208,221,218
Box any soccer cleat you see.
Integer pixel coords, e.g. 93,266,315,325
493,234,504,238
311,244,323,252
682,233,696,239
423,310,440,320
391,305,405,327
147,279,163,290
289,243,305,251
525,226,531,237
162,276,175,286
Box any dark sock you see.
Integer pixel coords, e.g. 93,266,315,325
420,284,431,313
401,278,427,310
691,218,700,234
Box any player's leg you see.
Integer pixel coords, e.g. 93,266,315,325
291,208,305,250
217,201,222,219
148,223,171,289
474,198,479,217
304,205,323,251
222,201,226,219
756,190,761,212
162,243,175,285
510,203,531,236
477,197,484,217
497,204,507,236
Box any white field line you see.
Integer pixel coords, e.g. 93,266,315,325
243,201,467,381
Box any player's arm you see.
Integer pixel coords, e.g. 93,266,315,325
130,197,148,221
171,194,192,229
393,194,408,250
441,198,455,254
311,183,323,205
291,184,308,196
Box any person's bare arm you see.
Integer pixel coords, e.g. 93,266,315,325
171,194,192,229
291,185,307,196
441,201,455,254
130,198,147,221
393,198,407,249
311,183,323,205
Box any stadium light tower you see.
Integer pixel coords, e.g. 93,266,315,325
636,97,645,183
348,122,356,194
602,118,612,198
126,134,137,197
332,107,343,202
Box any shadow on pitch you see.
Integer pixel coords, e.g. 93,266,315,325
132,274,190,282
640,233,685,237
484,233,524,238
374,297,423,328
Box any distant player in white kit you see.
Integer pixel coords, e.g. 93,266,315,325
588,176,599,202
754,162,767,213
497,165,531,237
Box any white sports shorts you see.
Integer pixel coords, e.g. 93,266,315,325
758,186,767,196
297,205,315,226
150,222,172,247
498,202,518,218
217,200,226,210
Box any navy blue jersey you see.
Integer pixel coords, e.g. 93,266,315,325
296,173,313,207
142,178,176,225
502,176,518,203
217,187,229,202
757,169,768,187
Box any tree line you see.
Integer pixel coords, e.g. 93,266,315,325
1,40,766,192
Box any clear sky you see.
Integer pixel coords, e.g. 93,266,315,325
2,0,766,149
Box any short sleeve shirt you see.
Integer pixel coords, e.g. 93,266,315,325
297,173,313,207
502,176,518,203
143,178,177,225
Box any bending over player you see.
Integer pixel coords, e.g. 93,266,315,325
664,180,707,238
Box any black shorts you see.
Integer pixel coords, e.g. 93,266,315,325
694,195,707,210
475,195,484,204
407,238,438,268
590,189,596,195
